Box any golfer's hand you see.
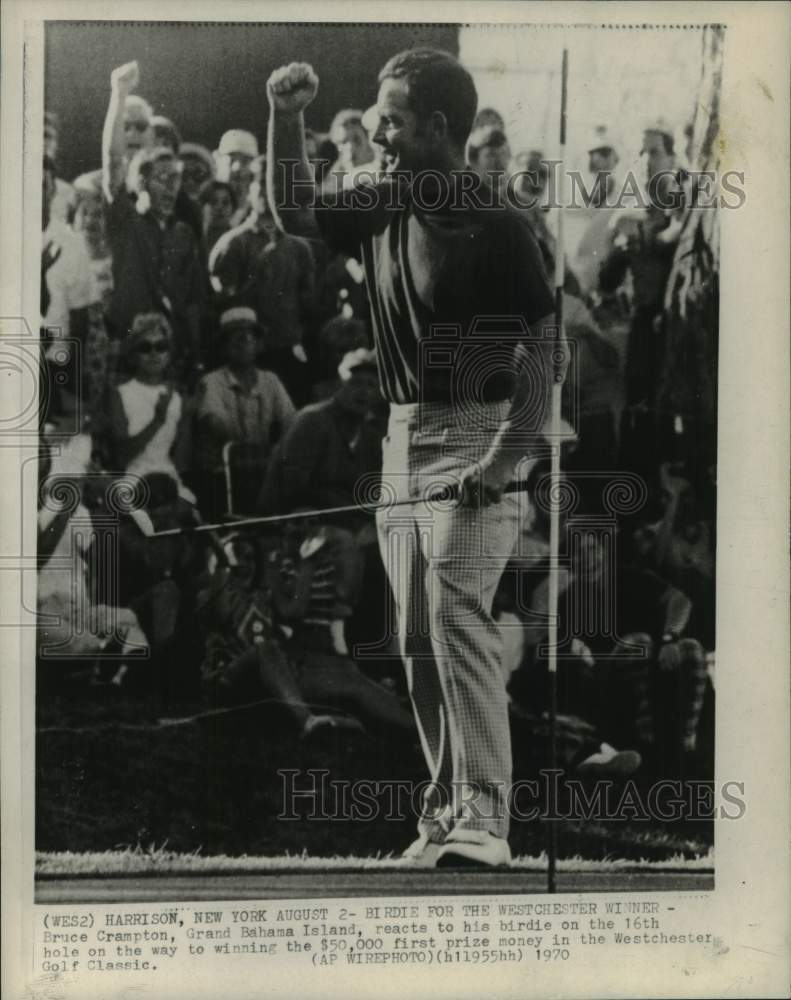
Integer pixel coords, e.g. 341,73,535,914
267,63,319,114
458,459,511,508
111,60,139,95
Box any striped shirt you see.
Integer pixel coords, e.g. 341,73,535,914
315,174,554,405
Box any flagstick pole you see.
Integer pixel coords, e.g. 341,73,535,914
547,45,569,896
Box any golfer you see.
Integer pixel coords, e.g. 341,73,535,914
267,50,556,867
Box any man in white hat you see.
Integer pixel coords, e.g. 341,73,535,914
569,126,621,298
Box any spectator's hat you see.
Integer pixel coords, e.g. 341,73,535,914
216,129,259,159
587,124,618,155
473,107,506,131
642,116,675,149
151,115,182,153
73,169,103,196
330,108,364,142
219,306,263,337
338,347,377,381
467,125,508,161
180,142,215,174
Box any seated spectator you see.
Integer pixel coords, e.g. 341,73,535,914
199,533,360,738
37,431,147,681
111,471,201,691
43,111,76,223
511,528,708,773
200,179,237,255
41,155,94,419
310,315,368,401
214,129,259,227
260,348,390,660
209,176,315,403
639,462,716,650
194,307,296,516
102,61,205,370
262,524,415,738
107,313,194,502
560,291,623,476
259,348,382,526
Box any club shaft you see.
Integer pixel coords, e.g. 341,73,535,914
149,479,531,538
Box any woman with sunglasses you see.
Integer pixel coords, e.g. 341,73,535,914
108,312,195,503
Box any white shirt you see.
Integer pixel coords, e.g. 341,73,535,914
42,217,96,337
117,379,196,503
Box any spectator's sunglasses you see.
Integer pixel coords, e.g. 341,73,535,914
125,120,150,132
136,339,170,355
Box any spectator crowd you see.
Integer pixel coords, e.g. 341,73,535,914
37,57,717,780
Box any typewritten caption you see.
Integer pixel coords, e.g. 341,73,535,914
35,897,725,975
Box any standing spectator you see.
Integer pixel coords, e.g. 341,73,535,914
214,129,259,227
41,155,94,419
151,115,181,153
102,61,205,372
121,93,154,161
180,143,216,201
194,307,296,516
569,127,621,298
467,125,512,195
149,114,204,247
70,170,115,415
107,313,194,502
600,121,679,480
72,171,113,312
209,177,315,402
329,109,374,177
200,179,237,255
473,107,506,131
43,111,76,223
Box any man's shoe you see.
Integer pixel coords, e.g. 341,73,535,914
436,831,511,868
576,742,641,778
400,835,443,867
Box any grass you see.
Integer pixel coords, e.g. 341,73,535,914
35,683,715,867
36,844,714,877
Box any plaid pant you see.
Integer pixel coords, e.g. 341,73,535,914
377,401,524,842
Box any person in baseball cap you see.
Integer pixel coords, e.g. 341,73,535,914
214,129,260,224
641,117,677,209
587,125,619,207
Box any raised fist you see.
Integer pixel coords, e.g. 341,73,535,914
111,60,140,94
267,62,319,114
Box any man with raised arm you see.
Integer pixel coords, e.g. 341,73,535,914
102,61,204,372
267,50,558,868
